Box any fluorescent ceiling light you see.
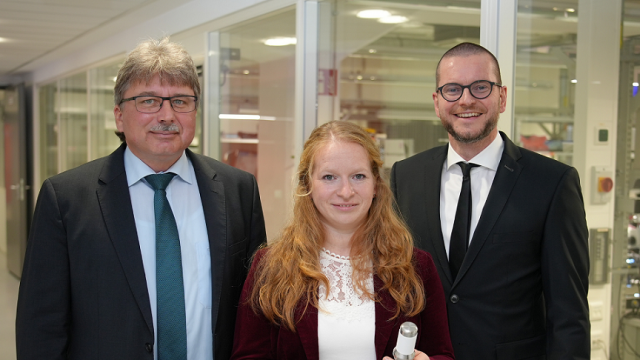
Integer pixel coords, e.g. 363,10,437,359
0,37,9,43
357,9,391,19
219,114,276,121
378,15,408,24
264,37,296,46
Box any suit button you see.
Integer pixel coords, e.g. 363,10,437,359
450,294,459,303
145,343,153,353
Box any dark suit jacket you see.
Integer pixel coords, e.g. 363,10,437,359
231,248,455,360
16,143,267,360
390,132,590,360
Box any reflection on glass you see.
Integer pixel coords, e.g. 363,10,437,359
515,0,578,165
216,7,296,241
59,72,88,171
89,60,122,159
191,67,204,154
332,0,481,178
39,83,58,180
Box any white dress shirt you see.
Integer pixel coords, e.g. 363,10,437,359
124,148,213,360
440,134,504,258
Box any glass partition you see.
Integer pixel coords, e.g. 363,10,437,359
39,83,58,180
327,0,481,177
89,60,122,160
515,1,578,165
213,7,297,240
58,72,88,171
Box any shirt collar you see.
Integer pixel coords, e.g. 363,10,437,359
446,133,504,171
123,147,193,186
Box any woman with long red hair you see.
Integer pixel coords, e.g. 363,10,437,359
231,121,454,360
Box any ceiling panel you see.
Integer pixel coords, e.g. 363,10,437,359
0,0,185,77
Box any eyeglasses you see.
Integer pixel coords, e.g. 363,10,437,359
437,80,501,102
119,95,198,113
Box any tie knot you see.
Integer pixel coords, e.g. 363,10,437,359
145,173,176,191
457,162,478,177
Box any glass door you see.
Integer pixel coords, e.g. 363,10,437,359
208,7,297,241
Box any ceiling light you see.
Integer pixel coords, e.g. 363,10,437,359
566,8,576,12
263,37,297,46
219,114,275,121
378,15,408,24
0,37,9,43
357,9,391,19
571,79,577,83
243,70,250,75
368,49,377,53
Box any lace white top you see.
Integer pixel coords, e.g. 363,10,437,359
317,248,376,360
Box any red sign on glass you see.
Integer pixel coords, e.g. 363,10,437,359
318,69,337,96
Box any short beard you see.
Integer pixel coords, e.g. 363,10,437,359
442,115,497,144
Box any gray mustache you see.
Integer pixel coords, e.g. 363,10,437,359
149,124,180,132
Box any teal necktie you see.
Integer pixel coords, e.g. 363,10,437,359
145,173,187,360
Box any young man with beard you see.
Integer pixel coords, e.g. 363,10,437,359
390,42,590,359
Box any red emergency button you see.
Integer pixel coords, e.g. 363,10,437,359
597,177,613,193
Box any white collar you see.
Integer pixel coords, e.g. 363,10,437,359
445,133,504,171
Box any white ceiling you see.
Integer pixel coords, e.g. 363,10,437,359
0,0,190,77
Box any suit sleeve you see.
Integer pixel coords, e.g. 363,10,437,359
415,250,455,360
541,167,590,359
16,179,70,360
248,176,267,259
390,162,399,200
231,250,274,359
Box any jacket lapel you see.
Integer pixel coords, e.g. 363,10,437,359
96,143,154,333
423,147,454,285
295,301,320,360
374,275,401,358
453,132,522,286
187,150,227,334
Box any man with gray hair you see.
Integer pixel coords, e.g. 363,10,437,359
16,37,266,360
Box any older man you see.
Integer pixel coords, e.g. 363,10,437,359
391,42,590,359
16,38,266,360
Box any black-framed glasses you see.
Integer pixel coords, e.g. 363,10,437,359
437,80,501,102
119,95,198,113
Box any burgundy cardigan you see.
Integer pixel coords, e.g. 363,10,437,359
231,248,455,360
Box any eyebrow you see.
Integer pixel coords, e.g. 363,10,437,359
134,91,195,97
316,168,371,174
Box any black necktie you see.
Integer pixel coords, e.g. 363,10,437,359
449,162,479,280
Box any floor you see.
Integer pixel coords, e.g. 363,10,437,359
0,252,18,360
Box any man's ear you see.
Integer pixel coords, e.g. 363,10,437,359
432,92,440,118
499,86,507,113
114,105,124,132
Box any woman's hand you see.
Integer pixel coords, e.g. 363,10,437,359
383,349,429,360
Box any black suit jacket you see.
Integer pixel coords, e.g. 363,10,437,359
16,143,266,360
390,132,589,360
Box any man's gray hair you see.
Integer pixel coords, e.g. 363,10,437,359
114,37,200,106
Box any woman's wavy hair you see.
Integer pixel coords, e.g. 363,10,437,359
249,120,426,331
